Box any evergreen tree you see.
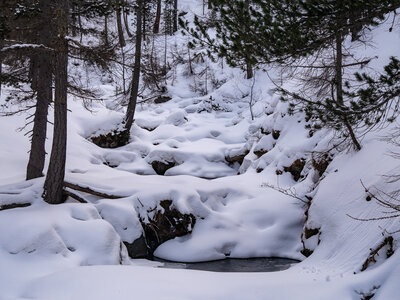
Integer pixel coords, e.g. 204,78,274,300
184,0,400,149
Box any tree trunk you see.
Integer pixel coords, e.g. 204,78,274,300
142,2,146,41
335,17,361,150
116,2,126,47
153,0,161,34
244,0,253,79
104,15,109,45
0,45,2,97
246,61,253,79
26,56,52,180
26,0,52,180
173,0,178,33
124,0,143,131
43,0,68,204
123,10,132,38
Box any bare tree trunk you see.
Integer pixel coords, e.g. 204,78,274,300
173,0,178,33
244,0,253,79
246,61,253,79
26,56,52,180
335,17,361,151
124,0,143,131
26,0,52,180
208,0,212,9
153,0,161,34
0,45,2,97
123,10,132,38
104,15,109,45
43,0,68,204
142,2,146,41
116,2,126,47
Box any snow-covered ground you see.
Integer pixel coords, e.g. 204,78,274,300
1,2,400,299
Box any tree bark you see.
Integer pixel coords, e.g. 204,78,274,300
123,10,132,38
116,2,126,47
244,0,253,79
153,0,161,34
335,15,361,151
26,0,52,180
43,0,68,204
173,0,178,33
124,0,143,131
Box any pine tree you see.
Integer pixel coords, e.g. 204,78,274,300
184,0,400,149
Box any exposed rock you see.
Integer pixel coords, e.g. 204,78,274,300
225,149,250,165
124,235,149,259
254,149,268,158
154,95,172,104
151,160,176,175
139,200,196,256
303,227,320,239
283,158,306,181
91,129,130,149
312,152,332,177
300,248,314,257
272,130,281,140
361,236,394,272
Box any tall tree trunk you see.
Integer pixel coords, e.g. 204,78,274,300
0,45,2,97
116,2,126,47
244,0,253,79
142,2,146,41
153,0,161,34
123,10,132,37
335,17,361,151
26,0,52,180
104,15,109,46
43,0,68,204
173,0,178,33
124,0,143,131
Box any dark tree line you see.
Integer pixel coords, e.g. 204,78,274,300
1,0,183,204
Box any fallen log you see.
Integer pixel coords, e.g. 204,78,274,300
0,202,31,211
64,189,88,203
63,182,124,199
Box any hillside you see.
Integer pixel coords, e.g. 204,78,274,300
1,1,400,299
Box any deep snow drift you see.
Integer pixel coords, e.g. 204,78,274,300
1,1,400,299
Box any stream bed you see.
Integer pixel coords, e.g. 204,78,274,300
154,257,299,272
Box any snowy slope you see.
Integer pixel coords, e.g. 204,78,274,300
1,1,400,300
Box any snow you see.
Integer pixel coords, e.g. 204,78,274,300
1,2,400,300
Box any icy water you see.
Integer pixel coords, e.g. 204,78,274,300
155,257,299,272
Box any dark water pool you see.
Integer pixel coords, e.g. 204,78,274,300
154,257,299,272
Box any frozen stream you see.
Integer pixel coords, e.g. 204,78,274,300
155,257,299,272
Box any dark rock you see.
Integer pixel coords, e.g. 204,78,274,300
124,235,149,258
301,248,314,257
272,130,280,140
225,150,250,165
151,160,176,175
140,200,196,255
283,158,306,181
154,96,172,104
91,129,130,149
312,153,332,177
254,149,268,158
303,227,320,239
